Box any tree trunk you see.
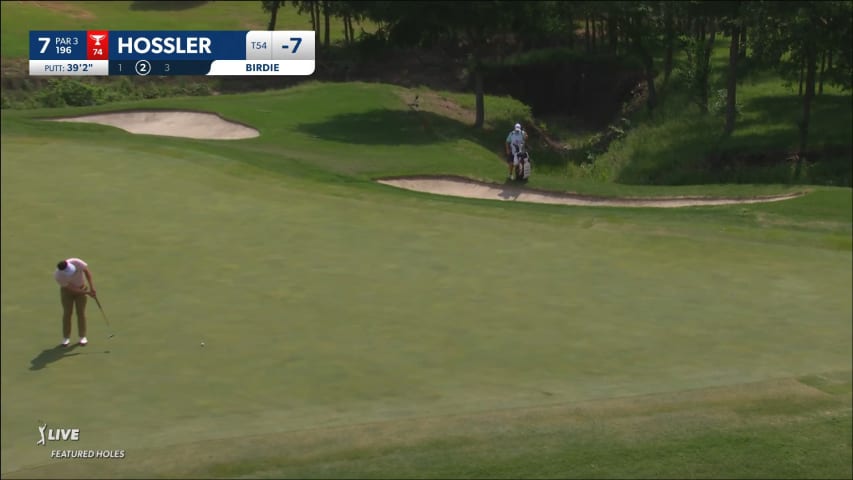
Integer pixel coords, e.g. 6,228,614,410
725,25,740,135
343,13,350,44
663,2,674,85
608,13,617,51
798,35,817,168
323,1,330,48
567,12,574,49
644,58,658,113
685,10,693,38
314,2,321,47
630,16,657,114
699,20,717,114
474,66,485,128
591,16,597,51
798,56,804,96
309,1,316,31
585,16,591,52
739,26,747,60
818,49,826,94
600,18,606,46
267,1,279,31
348,16,355,44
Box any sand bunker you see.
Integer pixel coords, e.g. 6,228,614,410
51,111,259,140
378,176,806,208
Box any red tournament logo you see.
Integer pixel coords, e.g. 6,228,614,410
87,31,108,60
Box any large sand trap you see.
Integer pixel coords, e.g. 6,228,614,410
378,176,806,208
51,110,259,140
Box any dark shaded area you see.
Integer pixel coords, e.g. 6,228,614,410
297,109,472,146
30,345,81,370
617,144,852,187
703,147,853,186
735,94,853,147
129,1,208,11
481,57,644,129
30,344,110,371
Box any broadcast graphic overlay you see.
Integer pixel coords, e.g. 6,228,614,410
29,30,315,76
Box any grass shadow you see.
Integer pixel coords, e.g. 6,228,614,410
30,344,110,371
732,94,853,149
297,109,472,146
129,1,209,11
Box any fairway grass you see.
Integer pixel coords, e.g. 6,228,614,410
2,83,851,478
8,375,852,479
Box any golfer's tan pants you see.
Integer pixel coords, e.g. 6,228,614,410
60,287,87,338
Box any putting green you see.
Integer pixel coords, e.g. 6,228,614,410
1,85,851,477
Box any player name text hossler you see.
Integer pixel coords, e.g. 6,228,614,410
117,36,212,55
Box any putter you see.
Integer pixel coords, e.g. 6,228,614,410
92,295,115,339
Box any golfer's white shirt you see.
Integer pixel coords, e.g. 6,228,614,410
54,258,87,289
507,131,526,155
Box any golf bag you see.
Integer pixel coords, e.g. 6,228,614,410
511,143,532,181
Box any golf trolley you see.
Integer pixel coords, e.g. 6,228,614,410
509,144,532,181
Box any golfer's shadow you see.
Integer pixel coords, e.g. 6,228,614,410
30,344,109,371
499,180,523,200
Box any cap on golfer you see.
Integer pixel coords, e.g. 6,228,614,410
56,260,76,276
514,123,522,132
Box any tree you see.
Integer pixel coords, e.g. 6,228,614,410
622,2,663,113
746,1,851,174
798,13,817,161
721,0,744,135
724,20,740,135
679,0,723,114
325,1,362,45
261,0,284,30
663,1,677,85
350,0,516,129
323,1,330,48
314,1,321,49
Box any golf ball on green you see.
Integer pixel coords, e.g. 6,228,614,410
200,341,205,347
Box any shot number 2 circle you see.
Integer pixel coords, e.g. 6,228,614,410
134,59,151,76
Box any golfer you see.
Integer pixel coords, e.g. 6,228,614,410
505,122,528,180
54,258,96,347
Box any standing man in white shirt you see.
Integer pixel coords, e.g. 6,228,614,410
505,122,529,180
54,258,97,347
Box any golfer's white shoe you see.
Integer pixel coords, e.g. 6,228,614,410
60,338,70,347
79,337,88,346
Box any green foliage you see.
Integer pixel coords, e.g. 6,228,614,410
710,88,741,116
35,78,103,107
4,77,219,110
676,28,719,113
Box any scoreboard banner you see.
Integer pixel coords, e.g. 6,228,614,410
29,30,315,76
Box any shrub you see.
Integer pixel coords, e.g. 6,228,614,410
35,79,104,107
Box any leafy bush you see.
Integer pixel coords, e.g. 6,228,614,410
183,82,212,96
34,79,104,107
